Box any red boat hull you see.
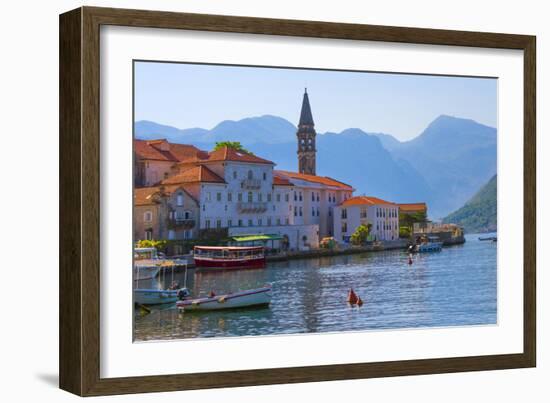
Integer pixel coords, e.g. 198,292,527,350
194,256,266,271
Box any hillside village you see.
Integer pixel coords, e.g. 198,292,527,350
134,89,432,254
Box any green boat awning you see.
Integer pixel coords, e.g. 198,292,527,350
230,234,284,242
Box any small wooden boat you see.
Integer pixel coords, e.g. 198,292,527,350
479,236,497,242
134,288,190,305
176,286,272,311
193,246,266,271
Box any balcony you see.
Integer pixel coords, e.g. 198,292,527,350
241,178,262,190
237,202,268,214
167,218,195,229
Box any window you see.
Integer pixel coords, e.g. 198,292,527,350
267,217,272,226
205,220,211,229
263,172,267,180
360,208,367,218
176,193,184,206
285,193,289,202
227,192,232,202
299,207,303,216
329,208,332,217
342,222,347,233
247,192,253,202
258,219,263,226
185,211,190,219
317,207,320,217
299,192,303,201
238,193,243,202
276,218,281,225
267,193,272,202
316,193,320,202
312,193,315,202
248,219,253,226
258,193,263,202
144,211,152,222
228,219,232,227
216,219,221,229
233,171,237,179
285,218,289,225
294,206,297,217
276,193,281,202
238,219,243,227
248,170,253,180
168,230,175,240
145,229,153,240
206,192,211,202
294,191,297,201
312,207,315,217
224,205,227,211
341,209,347,219
202,205,205,211
216,192,222,202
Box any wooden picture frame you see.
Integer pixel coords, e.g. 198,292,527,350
59,6,536,396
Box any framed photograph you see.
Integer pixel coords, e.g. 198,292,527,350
59,6,536,396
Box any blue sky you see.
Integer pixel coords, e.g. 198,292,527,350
134,61,497,141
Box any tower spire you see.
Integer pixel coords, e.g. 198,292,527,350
296,89,317,175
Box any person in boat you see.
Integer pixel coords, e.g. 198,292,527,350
208,290,216,298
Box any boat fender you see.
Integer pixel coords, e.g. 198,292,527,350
218,297,226,303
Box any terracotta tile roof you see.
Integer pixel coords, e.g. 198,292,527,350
341,196,397,207
178,146,274,165
134,139,202,162
272,175,294,186
134,187,160,206
160,165,225,185
274,170,353,190
134,185,199,206
398,203,428,212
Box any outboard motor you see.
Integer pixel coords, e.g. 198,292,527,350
177,288,190,300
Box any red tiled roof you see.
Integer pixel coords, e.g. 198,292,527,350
274,170,353,190
178,146,274,165
134,139,202,162
134,187,160,206
340,196,397,207
398,203,427,212
160,165,225,185
273,175,294,186
134,185,199,206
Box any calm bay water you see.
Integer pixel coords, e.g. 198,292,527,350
134,233,497,341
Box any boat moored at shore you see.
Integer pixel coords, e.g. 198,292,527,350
176,286,272,311
193,246,266,271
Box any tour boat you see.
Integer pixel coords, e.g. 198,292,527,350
193,246,266,271
176,286,272,311
417,236,443,252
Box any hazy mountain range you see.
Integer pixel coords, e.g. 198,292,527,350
443,175,497,233
135,114,497,219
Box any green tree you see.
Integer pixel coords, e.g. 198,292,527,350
214,141,253,155
399,211,427,235
350,224,372,245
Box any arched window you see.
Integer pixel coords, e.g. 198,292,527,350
176,193,184,206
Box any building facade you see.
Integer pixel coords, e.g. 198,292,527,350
133,89,356,250
133,185,200,242
333,196,400,243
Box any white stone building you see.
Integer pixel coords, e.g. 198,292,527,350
333,196,400,243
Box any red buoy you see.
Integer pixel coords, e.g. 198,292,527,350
347,288,359,305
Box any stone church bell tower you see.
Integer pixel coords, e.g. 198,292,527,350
297,88,317,175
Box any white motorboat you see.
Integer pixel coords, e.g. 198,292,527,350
176,286,272,312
